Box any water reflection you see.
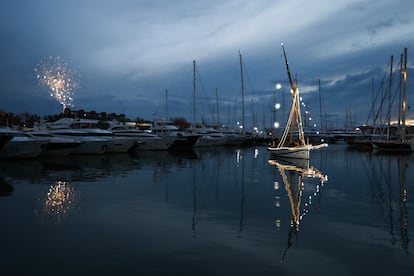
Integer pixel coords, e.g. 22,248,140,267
268,157,328,262
362,152,410,252
41,181,78,221
0,153,140,183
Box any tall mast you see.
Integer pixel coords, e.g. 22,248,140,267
165,89,168,121
398,53,403,128
282,44,296,144
239,51,245,134
401,48,408,140
318,78,323,131
281,43,305,145
215,88,220,126
387,55,393,141
371,78,375,127
193,60,196,126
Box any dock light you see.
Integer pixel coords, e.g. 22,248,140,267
274,122,280,128
275,83,282,90
275,103,281,110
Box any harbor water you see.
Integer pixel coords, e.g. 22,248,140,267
0,144,413,275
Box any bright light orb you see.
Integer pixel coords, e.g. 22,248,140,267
273,122,280,128
275,103,281,110
275,83,282,90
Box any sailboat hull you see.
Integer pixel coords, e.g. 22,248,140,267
267,143,327,159
267,145,311,159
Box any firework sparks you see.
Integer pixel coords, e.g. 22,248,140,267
34,56,80,111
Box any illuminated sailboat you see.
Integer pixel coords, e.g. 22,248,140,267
268,44,327,159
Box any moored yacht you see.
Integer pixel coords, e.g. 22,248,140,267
109,125,176,151
151,120,199,150
0,127,49,159
188,127,227,147
220,128,246,146
81,128,136,153
44,117,135,154
29,130,82,156
48,128,109,155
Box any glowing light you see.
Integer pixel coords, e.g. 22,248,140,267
34,56,80,111
273,122,280,128
274,103,281,110
254,148,259,158
275,83,282,90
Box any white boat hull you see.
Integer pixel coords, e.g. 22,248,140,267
106,137,136,153
267,143,327,159
0,138,48,159
268,145,310,159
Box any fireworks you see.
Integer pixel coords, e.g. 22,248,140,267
34,56,80,111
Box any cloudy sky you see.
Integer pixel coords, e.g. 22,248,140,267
0,0,413,130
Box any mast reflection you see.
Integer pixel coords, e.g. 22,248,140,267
268,157,328,262
364,153,410,252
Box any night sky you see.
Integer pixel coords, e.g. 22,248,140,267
0,0,413,130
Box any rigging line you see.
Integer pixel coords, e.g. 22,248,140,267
365,57,401,125
194,62,215,124
240,57,257,98
374,57,403,128
383,75,403,124
366,57,394,125
371,59,396,126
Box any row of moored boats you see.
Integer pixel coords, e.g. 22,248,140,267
0,118,252,159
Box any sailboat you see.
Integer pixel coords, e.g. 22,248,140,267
372,48,413,152
267,44,327,159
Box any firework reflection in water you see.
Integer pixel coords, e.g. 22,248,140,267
34,56,80,110
44,181,76,217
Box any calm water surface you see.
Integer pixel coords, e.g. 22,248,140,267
0,144,413,275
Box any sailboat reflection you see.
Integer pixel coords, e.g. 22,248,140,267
363,154,410,252
268,157,328,262
41,181,78,221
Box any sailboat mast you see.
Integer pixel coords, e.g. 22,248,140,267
193,60,196,126
371,78,375,127
281,44,305,145
398,53,403,128
387,55,393,141
282,44,295,91
215,88,220,126
165,89,168,121
239,51,245,134
401,48,408,140
318,78,323,131
282,44,296,144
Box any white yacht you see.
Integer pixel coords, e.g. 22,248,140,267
109,125,176,151
81,128,136,153
151,120,199,150
44,118,135,154
48,128,109,155
29,130,82,156
189,127,227,147
220,129,246,146
0,128,49,159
